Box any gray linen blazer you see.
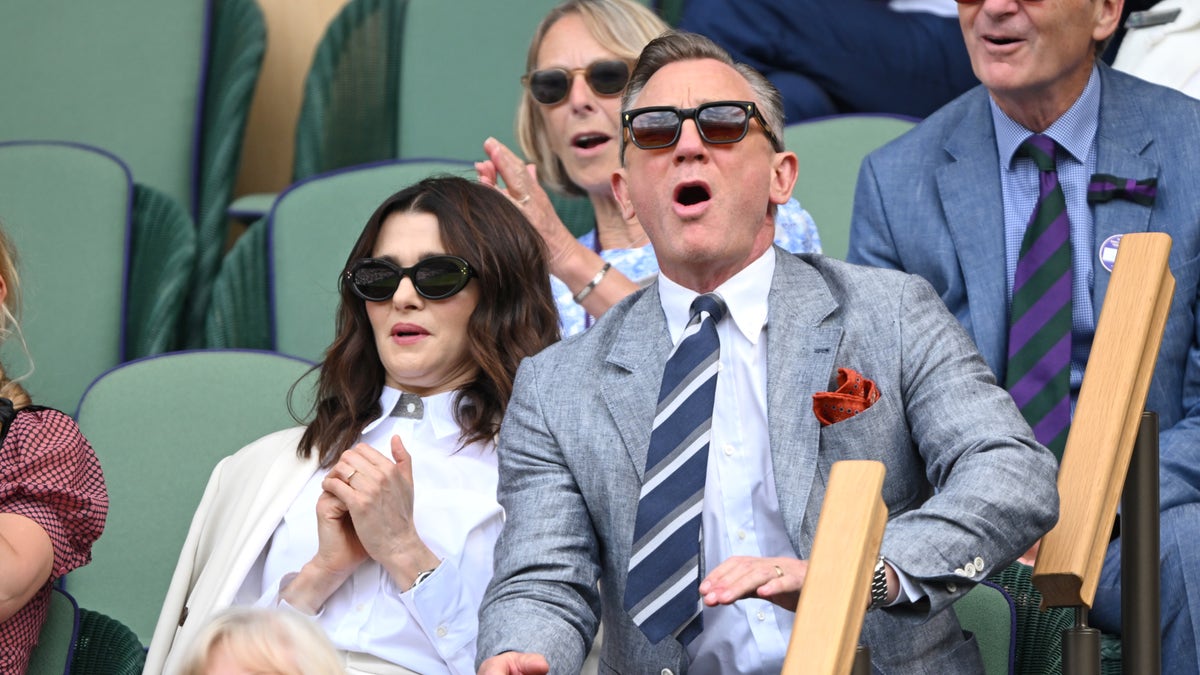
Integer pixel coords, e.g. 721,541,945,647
478,249,1058,674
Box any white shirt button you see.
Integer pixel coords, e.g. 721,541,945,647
974,556,985,569
661,669,673,675
406,402,416,413
947,582,958,593
436,625,448,638
756,611,766,621
723,444,735,456
737,529,747,541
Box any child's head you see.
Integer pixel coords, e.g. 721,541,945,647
179,607,344,675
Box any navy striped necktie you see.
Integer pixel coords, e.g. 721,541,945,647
1006,134,1072,461
624,292,726,646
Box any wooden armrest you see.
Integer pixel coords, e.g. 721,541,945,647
1033,233,1174,609
784,460,888,675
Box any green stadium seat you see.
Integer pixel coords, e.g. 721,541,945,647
0,0,266,344
67,350,318,643
783,114,917,260
0,142,193,413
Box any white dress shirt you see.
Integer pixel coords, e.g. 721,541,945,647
250,387,502,675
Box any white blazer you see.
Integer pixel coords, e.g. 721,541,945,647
144,427,318,674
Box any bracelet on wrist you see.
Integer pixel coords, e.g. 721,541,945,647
573,261,612,304
409,568,437,592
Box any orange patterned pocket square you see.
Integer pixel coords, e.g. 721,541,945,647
812,367,880,427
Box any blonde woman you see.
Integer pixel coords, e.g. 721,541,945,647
180,607,345,675
0,225,107,673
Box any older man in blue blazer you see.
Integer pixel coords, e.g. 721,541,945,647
477,31,1058,675
850,0,1200,669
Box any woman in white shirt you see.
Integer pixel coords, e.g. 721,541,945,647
146,176,560,675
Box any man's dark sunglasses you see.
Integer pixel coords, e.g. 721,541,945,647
343,255,475,302
622,100,783,152
522,59,630,105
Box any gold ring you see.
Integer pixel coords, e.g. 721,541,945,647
773,565,784,578
345,470,357,483
517,194,531,205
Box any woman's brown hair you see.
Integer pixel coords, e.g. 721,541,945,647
296,176,560,465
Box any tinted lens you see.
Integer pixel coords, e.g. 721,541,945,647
351,261,400,301
412,257,470,298
528,69,569,104
629,110,681,148
347,256,471,301
697,104,750,143
586,60,629,95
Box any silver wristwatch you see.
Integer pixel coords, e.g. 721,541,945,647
869,556,888,610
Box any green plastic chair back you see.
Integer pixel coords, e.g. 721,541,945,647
955,581,1016,675
0,0,267,344
295,0,565,177
0,142,131,414
188,0,268,344
294,0,406,180
398,0,565,161
70,608,146,675
68,350,318,643
783,114,917,260
269,159,474,361
0,1,204,211
989,563,1124,675
26,586,79,675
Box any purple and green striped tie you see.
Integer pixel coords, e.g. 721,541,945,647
1007,134,1072,461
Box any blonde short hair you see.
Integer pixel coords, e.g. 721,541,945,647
178,607,345,675
516,0,669,196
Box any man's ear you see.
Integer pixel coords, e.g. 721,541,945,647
1093,0,1124,44
769,151,799,206
611,168,637,221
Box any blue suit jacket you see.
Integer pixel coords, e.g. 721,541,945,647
477,250,1058,674
849,64,1200,512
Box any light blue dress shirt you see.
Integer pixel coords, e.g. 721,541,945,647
992,65,1101,400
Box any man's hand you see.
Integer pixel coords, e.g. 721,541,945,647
700,555,809,611
477,652,550,675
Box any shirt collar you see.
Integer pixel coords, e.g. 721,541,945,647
992,64,1101,168
361,386,461,439
658,247,775,345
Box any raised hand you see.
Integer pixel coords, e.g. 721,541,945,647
476,137,575,266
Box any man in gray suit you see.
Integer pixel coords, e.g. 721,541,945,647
477,31,1058,675
849,0,1200,669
